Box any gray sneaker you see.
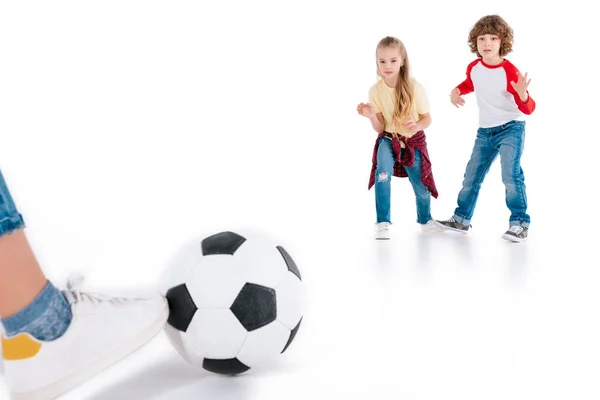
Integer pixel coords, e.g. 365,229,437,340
502,225,528,242
433,217,471,233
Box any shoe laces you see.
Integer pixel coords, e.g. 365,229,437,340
440,217,471,228
508,225,524,234
376,222,390,232
63,273,131,307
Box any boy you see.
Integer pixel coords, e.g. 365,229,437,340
434,14,536,242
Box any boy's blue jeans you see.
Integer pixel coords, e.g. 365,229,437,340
452,120,530,228
0,169,25,238
375,137,432,224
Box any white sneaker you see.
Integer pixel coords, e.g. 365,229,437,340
1,274,168,400
420,220,445,233
375,222,391,240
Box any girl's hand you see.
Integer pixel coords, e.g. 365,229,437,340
450,88,465,107
403,117,418,131
510,71,531,102
357,102,376,118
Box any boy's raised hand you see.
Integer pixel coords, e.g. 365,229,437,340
357,102,376,118
450,88,465,108
510,71,531,102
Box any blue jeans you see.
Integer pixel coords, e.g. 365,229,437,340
0,169,25,238
375,137,432,224
453,120,530,228
0,170,72,341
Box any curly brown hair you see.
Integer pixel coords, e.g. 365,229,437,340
468,15,514,57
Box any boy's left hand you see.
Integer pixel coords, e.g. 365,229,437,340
510,71,531,102
403,117,418,131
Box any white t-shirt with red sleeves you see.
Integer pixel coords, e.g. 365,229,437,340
456,58,536,128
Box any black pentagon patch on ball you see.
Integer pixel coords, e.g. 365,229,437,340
281,317,302,353
276,246,301,280
201,231,246,255
165,283,197,332
203,358,250,375
231,283,276,331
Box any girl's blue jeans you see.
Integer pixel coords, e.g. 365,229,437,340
375,137,432,224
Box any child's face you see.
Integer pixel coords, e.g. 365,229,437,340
377,46,403,79
477,34,501,60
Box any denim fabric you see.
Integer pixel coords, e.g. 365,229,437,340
0,169,72,341
452,120,530,227
375,137,432,224
2,281,72,341
0,169,25,238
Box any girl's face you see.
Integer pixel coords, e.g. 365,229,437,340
477,34,502,62
377,46,403,80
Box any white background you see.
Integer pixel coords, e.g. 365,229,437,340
1,0,598,399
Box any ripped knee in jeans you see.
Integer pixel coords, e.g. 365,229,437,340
377,172,389,183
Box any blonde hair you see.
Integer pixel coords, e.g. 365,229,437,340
376,36,414,129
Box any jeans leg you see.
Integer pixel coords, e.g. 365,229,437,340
497,122,530,227
454,131,497,225
375,138,395,223
0,169,25,238
403,149,432,224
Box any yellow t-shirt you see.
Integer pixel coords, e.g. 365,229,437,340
368,77,430,137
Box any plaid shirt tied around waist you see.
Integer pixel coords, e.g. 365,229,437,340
368,130,438,199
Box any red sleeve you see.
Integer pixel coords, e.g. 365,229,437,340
503,61,536,115
456,59,478,95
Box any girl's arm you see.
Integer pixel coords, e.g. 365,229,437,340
369,113,385,133
404,113,432,132
415,113,431,131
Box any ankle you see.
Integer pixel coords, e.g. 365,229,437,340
1,281,73,342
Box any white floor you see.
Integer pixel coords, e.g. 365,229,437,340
2,217,599,400
1,1,597,398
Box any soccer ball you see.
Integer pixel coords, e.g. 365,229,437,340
159,230,305,375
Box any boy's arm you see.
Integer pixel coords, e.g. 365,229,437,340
456,79,474,95
504,63,536,115
511,91,535,115
455,60,478,95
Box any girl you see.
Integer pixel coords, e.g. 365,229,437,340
357,36,440,240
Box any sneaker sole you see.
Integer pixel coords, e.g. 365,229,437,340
502,233,527,243
11,298,169,400
421,225,445,233
432,220,469,234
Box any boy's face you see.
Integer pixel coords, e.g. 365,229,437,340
477,34,501,60
377,46,403,79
